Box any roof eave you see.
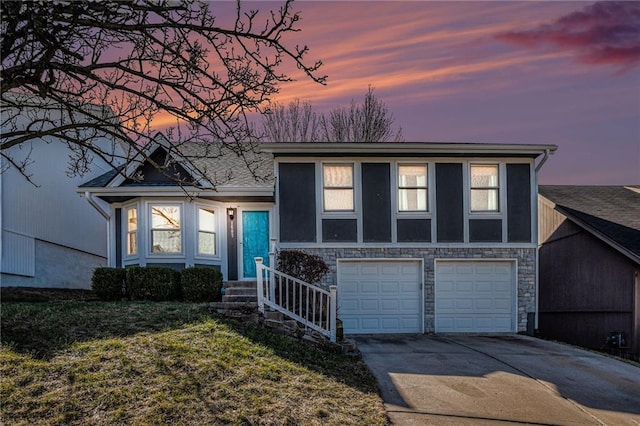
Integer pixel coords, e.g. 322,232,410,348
260,142,558,157
76,185,274,198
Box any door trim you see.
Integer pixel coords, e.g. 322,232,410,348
238,208,272,280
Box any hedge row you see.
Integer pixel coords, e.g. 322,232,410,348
91,266,223,302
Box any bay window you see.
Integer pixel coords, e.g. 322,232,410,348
198,208,216,255
126,207,138,255
150,204,181,253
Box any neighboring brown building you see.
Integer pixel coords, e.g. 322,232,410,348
538,186,640,356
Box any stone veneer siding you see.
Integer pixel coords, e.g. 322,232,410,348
281,247,536,333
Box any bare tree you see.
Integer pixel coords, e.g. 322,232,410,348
319,87,403,142
262,87,403,143
1,0,325,185
262,99,320,142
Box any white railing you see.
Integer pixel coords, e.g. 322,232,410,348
255,257,337,343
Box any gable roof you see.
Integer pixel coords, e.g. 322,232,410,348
79,138,274,197
539,185,640,263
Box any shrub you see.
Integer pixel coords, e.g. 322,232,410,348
181,267,223,302
91,267,126,301
277,250,329,285
126,266,179,301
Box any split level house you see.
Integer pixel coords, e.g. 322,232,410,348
78,138,557,336
538,186,640,356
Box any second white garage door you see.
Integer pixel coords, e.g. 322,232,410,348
338,260,423,334
435,260,516,333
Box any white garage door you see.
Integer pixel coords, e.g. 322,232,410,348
435,260,515,333
338,260,422,334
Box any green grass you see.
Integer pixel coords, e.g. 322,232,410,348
1,288,387,425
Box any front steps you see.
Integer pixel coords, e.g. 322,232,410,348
209,280,358,353
211,280,258,313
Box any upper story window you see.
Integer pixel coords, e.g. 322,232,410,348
323,164,354,211
150,204,181,253
398,164,428,212
198,208,216,256
126,207,138,255
470,164,500,212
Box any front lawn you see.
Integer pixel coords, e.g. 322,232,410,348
0,289,387,425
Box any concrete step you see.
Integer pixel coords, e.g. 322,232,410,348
224,287,256,296
264,311,284,321
222,294,258,303
210,301,257,313
224,280,257,289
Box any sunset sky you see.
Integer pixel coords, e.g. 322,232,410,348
237,1,640,185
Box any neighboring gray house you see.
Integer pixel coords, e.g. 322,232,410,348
538,185,640,356
1,97,118,289
79,141,556,335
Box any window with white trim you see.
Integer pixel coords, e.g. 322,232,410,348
398,164,428,212
150,204,182,253
197,207,216,255
126,207,138,255
323,164,354,211
470,164,500,212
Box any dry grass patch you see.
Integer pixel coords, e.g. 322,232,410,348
1,291,387,425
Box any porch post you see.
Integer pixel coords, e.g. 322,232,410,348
255,257,264,314
329,285,337,343
269,238,277,303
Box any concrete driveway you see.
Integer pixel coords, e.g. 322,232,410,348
354,335,640,425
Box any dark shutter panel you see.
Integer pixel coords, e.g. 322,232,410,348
397,219,431,242
362,163,391,242
322,219,357,242
436,163,464,242
469,219,502,242
507,164,532,242
278,163,316,242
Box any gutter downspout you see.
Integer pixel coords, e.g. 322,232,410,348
535,148,551,173
84,191,110,221
83,191,112,267
533,149,551,333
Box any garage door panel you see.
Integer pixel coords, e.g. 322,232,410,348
380,282,400,292
341,299,358,310
380,299,400,311
339,260,422,334
455,299,473,310
359,299,380,311
360,284,380,294
380,265,402,275
476,264,495,274
400,299,421,310
399,282,419,293
436,261,515,333
341,281,359,294
475,298,493,310
456,264,474,274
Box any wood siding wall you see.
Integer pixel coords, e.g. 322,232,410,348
277,161,533,245
278,163,316,242
538,199,639,355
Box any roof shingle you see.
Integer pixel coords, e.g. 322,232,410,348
539,185,640,261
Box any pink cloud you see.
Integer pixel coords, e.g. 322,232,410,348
496,1,640,71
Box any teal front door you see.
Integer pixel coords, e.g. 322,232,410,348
242,211,270,278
